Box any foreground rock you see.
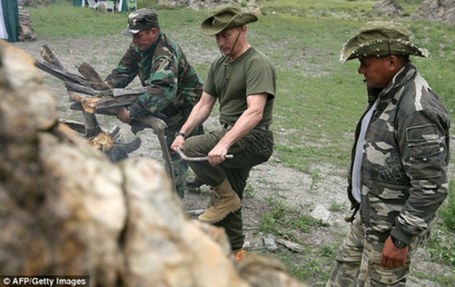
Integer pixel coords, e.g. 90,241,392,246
0,40,307,287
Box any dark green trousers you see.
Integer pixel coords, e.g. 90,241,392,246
184,127,273,250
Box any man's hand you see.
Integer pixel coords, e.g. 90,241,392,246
171,135,185,153
381,235,409,268
117,107,131,124
207,144,229,166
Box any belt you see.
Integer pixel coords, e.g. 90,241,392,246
221,122,270,131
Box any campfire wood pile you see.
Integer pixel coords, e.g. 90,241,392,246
35,44,145,162
0,40,308,287
18,4,36,41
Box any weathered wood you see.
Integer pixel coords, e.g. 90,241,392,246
40,44,65,71
36,44,153,115
65,81,100,96
77,62,112,90
58,119,86,134
81,94,138,113
81,110,103,137
35,60,88,85
108,87,150,97
275,238,305,253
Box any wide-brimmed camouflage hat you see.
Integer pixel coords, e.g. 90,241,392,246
200,5,258,36
122,8,160,35
339,21,429,63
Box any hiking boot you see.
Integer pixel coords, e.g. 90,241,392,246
198,178,241,223
233,248,247,262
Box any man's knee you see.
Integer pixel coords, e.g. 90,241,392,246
185,135,207,157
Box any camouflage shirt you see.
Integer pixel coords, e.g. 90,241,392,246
105,32,202,124
348,63,450,245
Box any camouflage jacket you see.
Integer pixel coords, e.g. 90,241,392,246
105,32,202,127
348,63,450,245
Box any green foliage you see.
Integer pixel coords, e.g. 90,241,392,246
439,180,455,231
425,227,455,268
258,197,287,235
274,240,338,283
258,197,326,237
328,202,345,213
243,183,257,199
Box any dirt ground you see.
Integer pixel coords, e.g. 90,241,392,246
13,35,454,286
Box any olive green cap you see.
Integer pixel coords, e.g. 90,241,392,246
122,8,160,35
340,21,429,63
200,5,258,36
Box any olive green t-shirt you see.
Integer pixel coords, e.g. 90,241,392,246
204,47,276,126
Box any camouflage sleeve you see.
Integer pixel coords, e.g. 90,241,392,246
105,45,140,88
131,54,179,117
392,109,450,245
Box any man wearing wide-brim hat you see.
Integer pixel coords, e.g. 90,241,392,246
326,21,450,286
171,5,276,262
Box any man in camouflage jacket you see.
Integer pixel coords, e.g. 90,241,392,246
106,9,203,198
326,21,450,286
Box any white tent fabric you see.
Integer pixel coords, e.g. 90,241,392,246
0,0,9,39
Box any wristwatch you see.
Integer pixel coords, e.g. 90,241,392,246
391,236,407,248
175,131,187,139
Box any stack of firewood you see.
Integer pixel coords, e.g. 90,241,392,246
18,4,36,41
35,44,144,161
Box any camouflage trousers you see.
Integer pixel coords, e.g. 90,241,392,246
166,121,203,199
170,151,188,198
326,216,429,287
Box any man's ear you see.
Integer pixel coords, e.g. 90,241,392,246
388,55,402,71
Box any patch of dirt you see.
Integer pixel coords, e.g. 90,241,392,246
13,35,453,287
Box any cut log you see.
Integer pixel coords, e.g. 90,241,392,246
36,45,150,114
81,94,138,113
77,62,111,90
35,60,88,86
40,44,65,71
34,44,149,162
65,81,100,96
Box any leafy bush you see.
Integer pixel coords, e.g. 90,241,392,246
439,180,455,231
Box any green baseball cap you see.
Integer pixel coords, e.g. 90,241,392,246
340,21,429,63
122,8,160,35
200,5,258,36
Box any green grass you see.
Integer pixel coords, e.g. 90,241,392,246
258,197,327,240
25,1,455,285
440,180,455,231
31,1,126,38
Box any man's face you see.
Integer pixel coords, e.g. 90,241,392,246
132,28,158,51
357,56,395,88
215,27,244,56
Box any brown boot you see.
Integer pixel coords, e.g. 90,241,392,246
198,178,241,223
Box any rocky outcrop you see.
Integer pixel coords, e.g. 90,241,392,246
412,0,455,24
0,40,306,287
157,0,261,12
371,0,405,17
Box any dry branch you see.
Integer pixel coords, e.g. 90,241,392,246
34,44,144,161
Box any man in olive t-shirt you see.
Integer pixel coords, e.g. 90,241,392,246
171,5,276,260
